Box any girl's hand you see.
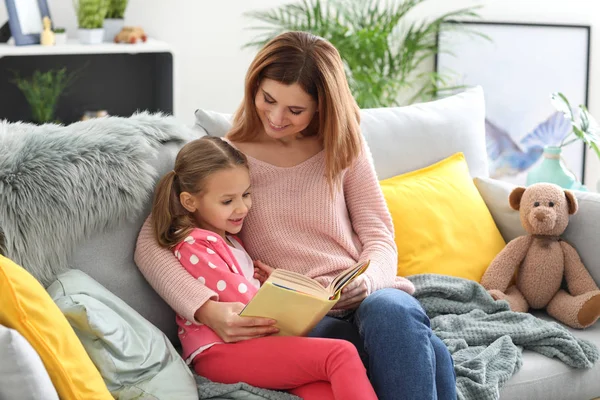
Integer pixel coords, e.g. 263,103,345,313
195,300,279,342
333,275,369,311
253,260,275,285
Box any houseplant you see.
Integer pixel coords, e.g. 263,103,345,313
527,92,600,190
243,0,483,108
104,0,129,42
11,68,79,124
73,0,109,44
54,27,67,45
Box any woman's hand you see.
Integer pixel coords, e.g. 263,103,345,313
194,300,279,342
253,260,275,285
333,275,370,311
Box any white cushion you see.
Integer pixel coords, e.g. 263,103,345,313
47,269,198,400
0,325,59,400
360,86,488,180
194,86,488,180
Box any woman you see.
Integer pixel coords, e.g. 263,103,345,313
135,31,456,400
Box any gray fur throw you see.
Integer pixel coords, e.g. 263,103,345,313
0,112,195,286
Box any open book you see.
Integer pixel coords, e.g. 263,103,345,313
240,260,370,336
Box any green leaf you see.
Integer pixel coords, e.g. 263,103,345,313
11,67,82,124
590,141,600,161
241,0,483,108
551,92,574,122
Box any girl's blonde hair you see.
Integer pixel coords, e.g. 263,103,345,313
151,136,248,249
227,31,362,189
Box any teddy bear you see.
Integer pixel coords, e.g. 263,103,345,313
481,182,600,329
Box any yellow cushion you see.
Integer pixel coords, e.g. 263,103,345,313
380,152,506,282
0,255,112,400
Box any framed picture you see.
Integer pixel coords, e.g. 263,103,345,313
4,0,52,46
436,21,590,186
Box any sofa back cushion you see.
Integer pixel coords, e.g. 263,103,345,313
195,86,489,180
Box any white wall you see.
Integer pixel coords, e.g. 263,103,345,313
1,0,598,187
415,0,600,188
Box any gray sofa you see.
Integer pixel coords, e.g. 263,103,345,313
1,86,599,399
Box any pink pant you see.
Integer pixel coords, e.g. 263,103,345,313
193,336,377,400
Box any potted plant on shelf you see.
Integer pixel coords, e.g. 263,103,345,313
104,0,129,42
54,27,67,45
11,68,80,124
526,92,600,191
74,0,109,44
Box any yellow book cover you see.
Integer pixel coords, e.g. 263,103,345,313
240,260,370,336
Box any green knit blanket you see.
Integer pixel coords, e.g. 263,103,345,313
408,274,599,400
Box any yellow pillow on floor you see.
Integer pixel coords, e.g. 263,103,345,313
380,153,506,282
0,255,112,400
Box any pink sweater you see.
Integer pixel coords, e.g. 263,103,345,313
134,139,415,323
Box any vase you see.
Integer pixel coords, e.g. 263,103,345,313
54,32,67,46
103,18,124,42
78,28,104,45
526,146,579,189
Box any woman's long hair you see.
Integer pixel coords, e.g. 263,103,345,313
151,136,248,249
227,31,362,190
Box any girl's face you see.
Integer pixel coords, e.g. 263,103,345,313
254,78,318,141
180,166,252,240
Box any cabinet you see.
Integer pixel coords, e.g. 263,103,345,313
0,39,173,124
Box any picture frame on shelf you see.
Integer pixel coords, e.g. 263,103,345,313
436,21,590,187
4,0,52,46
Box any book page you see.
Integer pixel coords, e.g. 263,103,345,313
327,260,370,296
268,270,328,299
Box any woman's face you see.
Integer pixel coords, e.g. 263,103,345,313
254,78,318,141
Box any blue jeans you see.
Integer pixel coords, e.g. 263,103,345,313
309,288,456,400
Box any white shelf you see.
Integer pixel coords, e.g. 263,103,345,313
0,38,172,58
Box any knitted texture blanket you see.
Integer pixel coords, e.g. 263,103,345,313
408,274,599,400
196,375,300,400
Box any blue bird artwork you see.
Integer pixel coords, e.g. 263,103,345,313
485,111,573,178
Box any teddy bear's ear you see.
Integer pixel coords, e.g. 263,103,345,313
564,190,578,215
508,187,527,210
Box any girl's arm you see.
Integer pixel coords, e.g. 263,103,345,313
343,139,406,293
176,232,258,304
135,218,278,341
134,215,217,323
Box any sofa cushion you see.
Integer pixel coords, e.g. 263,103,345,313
475,177,600,286
47,269,198,400
0,255,112,400
0,325,59,400
358,86,488,180
380,152,505,282
194,86,489,180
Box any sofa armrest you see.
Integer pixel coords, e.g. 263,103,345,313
474,177,600,287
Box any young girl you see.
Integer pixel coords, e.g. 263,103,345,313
151,135,377,400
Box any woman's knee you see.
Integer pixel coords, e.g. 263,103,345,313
431,334,454,370
358,288,428,325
